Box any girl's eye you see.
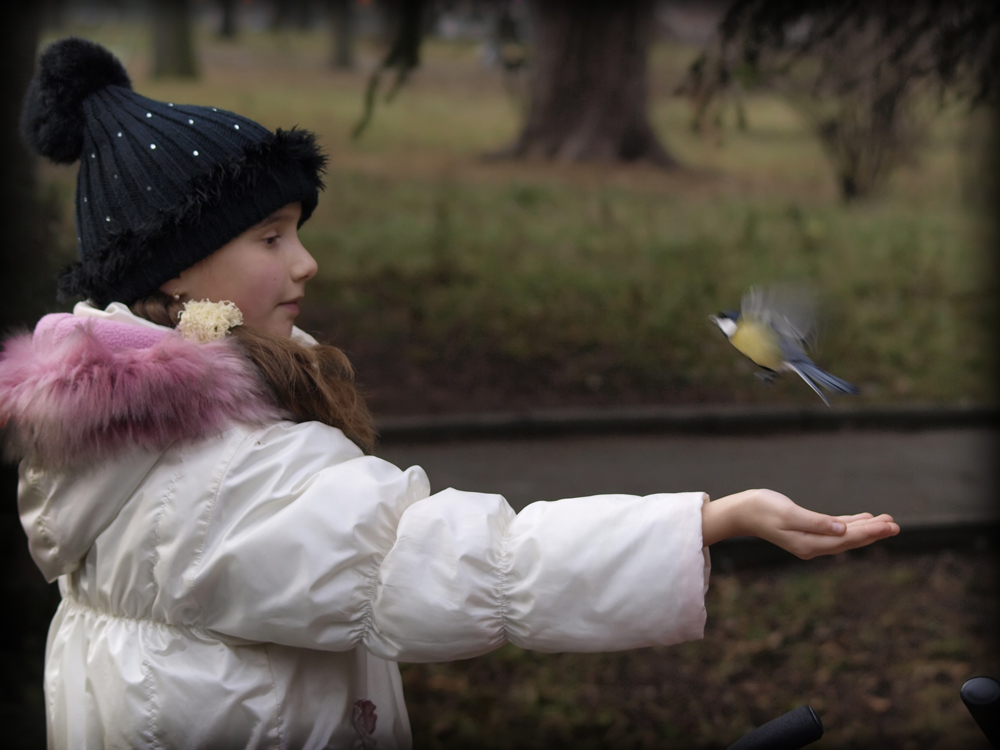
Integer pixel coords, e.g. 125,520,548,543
263,235,279,246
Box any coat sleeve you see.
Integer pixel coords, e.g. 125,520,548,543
190,421,710,661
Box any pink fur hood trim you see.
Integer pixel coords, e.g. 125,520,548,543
0,313,283,469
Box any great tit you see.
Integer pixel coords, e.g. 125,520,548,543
710,284,860,406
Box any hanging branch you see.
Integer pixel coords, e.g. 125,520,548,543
352,0,427,139
675,0,998,200
685,0,999,109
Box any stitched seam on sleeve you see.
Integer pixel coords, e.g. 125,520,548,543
359,567,379,646
141,632,164,749
262,644,288,748
359,501,397,647
360,464,414,647
496,513,513,644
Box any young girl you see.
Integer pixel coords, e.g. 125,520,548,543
2,37,899,750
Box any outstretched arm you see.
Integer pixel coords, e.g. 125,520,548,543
702,489,899,558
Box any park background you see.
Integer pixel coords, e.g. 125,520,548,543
0,1,997,748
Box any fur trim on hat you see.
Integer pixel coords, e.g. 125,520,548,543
0,317,284,470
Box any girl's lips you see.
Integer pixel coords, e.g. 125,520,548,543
279,300,301,315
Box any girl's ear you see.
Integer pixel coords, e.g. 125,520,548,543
159,280,184,301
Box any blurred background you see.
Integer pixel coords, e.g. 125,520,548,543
6,0,999,414
0,1,997,748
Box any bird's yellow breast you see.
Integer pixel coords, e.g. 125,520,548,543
729,319,783,369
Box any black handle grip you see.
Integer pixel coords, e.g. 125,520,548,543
726,705,824,750
961,676,1000,749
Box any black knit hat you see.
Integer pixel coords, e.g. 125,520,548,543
19,37,327,307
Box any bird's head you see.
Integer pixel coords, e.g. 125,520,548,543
709,310,739,338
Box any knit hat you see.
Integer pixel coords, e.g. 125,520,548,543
19,37,327,307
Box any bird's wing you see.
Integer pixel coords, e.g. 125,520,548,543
740,284,818,350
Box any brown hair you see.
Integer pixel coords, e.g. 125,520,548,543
131,292,377,453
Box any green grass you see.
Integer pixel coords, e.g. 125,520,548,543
36,21,997,410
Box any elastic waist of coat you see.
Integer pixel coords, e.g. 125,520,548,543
59,595,204,635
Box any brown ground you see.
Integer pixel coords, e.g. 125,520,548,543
399,548,999,750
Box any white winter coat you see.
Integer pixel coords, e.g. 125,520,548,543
2,303,710,750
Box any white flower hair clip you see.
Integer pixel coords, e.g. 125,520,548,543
176,299,244,343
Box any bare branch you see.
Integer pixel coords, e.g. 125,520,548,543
352,0,427,140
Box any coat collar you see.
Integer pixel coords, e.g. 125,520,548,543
0,303,283,470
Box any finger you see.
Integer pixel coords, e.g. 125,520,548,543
846,513,896,527
837,512,874,522
839,520,900,551
796,519,899,558
781,506,847,536
786,509,847,536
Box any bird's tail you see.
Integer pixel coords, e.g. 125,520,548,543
787,361,860,406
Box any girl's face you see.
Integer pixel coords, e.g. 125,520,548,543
162,202,318,337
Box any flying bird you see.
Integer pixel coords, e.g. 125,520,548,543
710,284,860,406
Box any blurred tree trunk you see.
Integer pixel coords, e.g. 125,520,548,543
151,0,199,78
218,0,238,38
327,0,355,69
0,8,62,749
495,0,678,166
0,13,58,329
45,0,70,29
271,0,315,31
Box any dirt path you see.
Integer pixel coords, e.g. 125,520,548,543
377,426,997,528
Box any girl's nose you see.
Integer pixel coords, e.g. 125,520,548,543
290,238,318,283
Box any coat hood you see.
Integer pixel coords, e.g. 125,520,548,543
2,306,286,581
0,306,283,471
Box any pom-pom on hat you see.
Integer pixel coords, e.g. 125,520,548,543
19,37,327,307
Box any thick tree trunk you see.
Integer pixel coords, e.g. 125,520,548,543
218,0,238,39
271,0,315,31
327,0,356,69
0,8,60,324
496,0,678,167
151,0,199,78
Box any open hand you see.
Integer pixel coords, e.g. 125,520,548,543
702,489,900,558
